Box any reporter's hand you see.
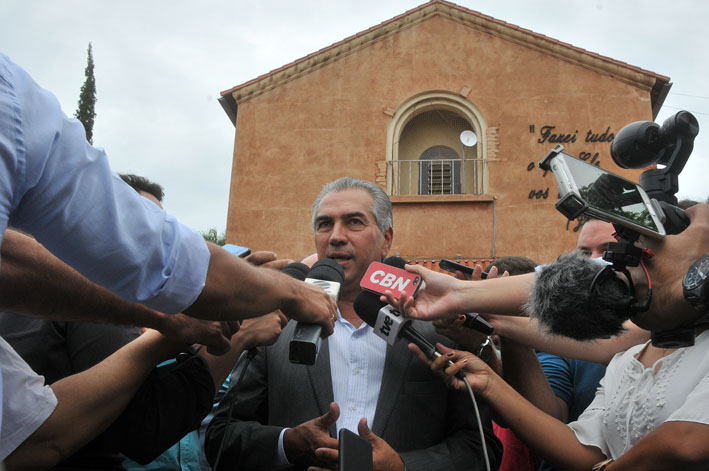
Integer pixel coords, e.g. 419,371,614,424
433,315,488,351
409,342,495,395
383,264,464,321
245,251,294,271
284,402,340,468
433,266,504,348
472,263,496,281
281,278,337,337
238,311,289,350
157,313,238,355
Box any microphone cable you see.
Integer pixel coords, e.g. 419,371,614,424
212,347,258,471
463,376,491,471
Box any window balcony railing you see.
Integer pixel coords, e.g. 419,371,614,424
387,158,487,196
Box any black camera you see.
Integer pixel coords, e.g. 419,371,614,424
610,111,698,235
541,111,700,347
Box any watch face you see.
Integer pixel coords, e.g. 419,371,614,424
684,254,709,290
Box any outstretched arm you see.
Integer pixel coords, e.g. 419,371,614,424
411,343,606,470
5,330,185,471
0,230,235,354
489,315,649,364
184,242,336,336
605,421,709,470
199,311,288,390
387,266,534,322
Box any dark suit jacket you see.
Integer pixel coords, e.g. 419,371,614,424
205,319,501,470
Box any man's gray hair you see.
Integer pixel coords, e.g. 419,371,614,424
312,177,393,233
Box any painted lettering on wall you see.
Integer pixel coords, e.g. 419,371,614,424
537,126,578,144
585,126,615,143
527,124,616,231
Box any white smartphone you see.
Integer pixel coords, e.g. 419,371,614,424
539,145,666,238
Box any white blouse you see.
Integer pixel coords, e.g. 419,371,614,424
568,329,709,459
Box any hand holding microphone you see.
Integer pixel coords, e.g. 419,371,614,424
410,342,497,395
289,259,344,365
277,260,338,341
380,264,470,322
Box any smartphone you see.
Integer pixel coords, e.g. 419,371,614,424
360,261,422,300
222,244,251,258
439,259,487,280
539,145,666,238
338,428,373,471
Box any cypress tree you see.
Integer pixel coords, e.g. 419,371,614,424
74,43,97,144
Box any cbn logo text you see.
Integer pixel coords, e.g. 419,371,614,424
369,270,411,291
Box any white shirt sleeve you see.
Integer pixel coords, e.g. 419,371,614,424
0,337,57,460
666,370,709,425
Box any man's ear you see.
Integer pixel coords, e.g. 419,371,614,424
381,227,393,258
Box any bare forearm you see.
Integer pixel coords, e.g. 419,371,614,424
198,336,248,390
490,316,649,364
459,273,533,315
480,373,603,469
199,312,288,389
5,330,180,470
608,422,709,470
0,230,174,331
184,243,297,321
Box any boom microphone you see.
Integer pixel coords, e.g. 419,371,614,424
289,258,344,365
525,250,633,340
353,290,463,379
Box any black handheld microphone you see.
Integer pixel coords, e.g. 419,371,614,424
353,290,464,379
462,313,494,335
289,258,344,365
281,261,310,282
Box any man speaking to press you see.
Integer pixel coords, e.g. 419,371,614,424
205,177,501,471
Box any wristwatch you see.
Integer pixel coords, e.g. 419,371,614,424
683,254,709,312
592,458,614,470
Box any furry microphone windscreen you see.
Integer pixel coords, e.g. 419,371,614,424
525,250,633,341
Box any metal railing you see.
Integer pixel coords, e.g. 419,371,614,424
387,158,486,196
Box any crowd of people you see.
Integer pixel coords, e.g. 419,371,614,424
1,51,707,471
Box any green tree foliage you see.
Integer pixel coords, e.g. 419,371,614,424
74,43,97,144
201,228,226,246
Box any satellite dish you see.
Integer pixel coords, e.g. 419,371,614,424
460,130,478,147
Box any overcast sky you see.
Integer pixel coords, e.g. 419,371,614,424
2,0,707,234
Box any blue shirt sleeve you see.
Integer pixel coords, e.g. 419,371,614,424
537,351,574,405
0,53,209,313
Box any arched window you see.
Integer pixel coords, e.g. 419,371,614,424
385,92,488,196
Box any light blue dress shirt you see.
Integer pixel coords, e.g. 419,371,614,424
276,310,386,467
0,53,209,314
329,312,387,434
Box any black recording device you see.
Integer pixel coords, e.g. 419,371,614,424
539,111,700,347
338,428,373,471
440,259,487,280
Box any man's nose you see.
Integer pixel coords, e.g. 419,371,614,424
329,221,347,244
